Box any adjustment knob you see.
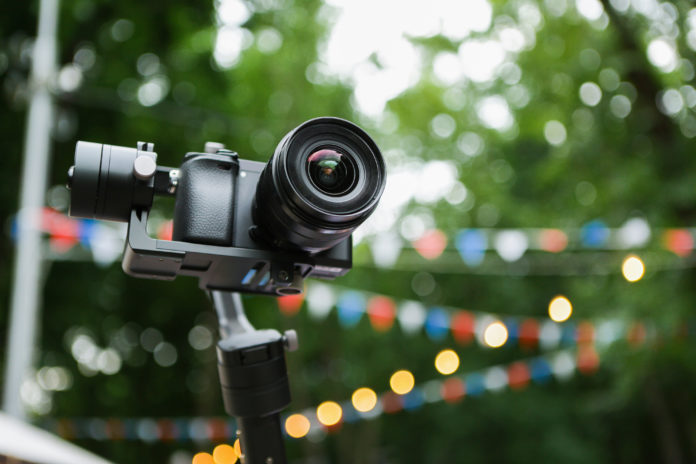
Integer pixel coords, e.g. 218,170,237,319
283,330,299,352
133,155,157,180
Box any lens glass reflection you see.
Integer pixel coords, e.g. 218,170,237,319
306,148,357,196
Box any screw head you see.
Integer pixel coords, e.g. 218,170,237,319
283,330,299,352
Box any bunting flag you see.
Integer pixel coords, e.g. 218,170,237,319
282,283,665,351
10,208,696,269
45,349,594,443
371,218,695,266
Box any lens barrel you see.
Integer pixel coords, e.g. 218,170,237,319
253,117,386,253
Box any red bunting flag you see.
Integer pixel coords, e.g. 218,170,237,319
367,296,397,332
518,319,539,349
381,392,404,414
539,228,568,253
576,345,599,374
507,362,530,390
157,420,176,442
663,229,693,257
451,311,475,345
441,378,466,403
157,220,173,241
277,293,304,316
413,229,448,260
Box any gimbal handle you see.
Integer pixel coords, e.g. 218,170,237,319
211,291,298,464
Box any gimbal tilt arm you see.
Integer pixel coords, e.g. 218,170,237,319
211,291,299,464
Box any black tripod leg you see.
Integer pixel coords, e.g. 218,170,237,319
238,413,287,464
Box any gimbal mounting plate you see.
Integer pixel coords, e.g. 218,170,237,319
121,210,352,295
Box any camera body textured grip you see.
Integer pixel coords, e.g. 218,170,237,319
172,154,238,246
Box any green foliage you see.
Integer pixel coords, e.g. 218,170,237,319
3,0,696,463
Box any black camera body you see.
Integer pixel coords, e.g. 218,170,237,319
68,117,385,296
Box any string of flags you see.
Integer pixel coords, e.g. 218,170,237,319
368,219,694,268
276,283,663,350
44,348,597,443
10,208,696,270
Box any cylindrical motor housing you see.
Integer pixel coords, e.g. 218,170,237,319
68,141,155,222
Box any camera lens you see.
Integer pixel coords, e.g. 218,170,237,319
253,117,386,253
306,147,357,196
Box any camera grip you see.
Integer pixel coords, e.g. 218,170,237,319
172,154,238,246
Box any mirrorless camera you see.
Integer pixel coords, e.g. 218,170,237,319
67,117,386,295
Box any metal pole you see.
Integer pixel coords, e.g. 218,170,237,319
3,0,59,419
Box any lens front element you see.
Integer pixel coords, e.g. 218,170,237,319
253,117,386,253
306,148,357,196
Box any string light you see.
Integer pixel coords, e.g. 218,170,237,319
351,387,378,412
434,349,460,375
52,349,603,445
622,255,645,282
212,444,237,464
234,440,241,459
483,321,508,348
192,452,214,464
548,296,572,322
285,414,311,438
389,370,415,395
316,401,343,426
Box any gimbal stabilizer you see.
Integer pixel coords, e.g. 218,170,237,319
66,117,386,463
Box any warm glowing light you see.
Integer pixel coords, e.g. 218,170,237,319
316,401,343,426
548,296,572,322
285,413,311,438
483,321,508,348
192,452,215,464
212,444,237,464
351,387,378,412
233,440,241,458
622,255,645,282
389,370,415,395
434,349,460,375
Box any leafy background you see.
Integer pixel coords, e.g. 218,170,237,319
2,0,696,462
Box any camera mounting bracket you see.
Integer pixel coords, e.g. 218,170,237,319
121,209,352,295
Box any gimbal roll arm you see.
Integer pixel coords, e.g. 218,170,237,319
211,291,298,464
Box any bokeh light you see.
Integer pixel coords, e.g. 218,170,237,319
233,440,241,459
622,255,645,282
192,452,214,464
390,370,415,395
434,349,460,375
285,413,311,438
316,401,343,426
483,321,508,348
548,296,573,322
212,444,237,464
351,387,378,412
